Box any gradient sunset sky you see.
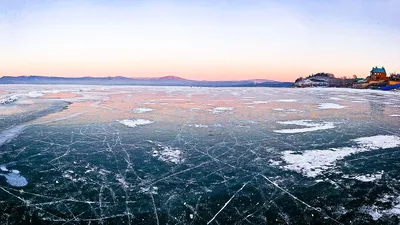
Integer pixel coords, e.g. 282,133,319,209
1,0,399,81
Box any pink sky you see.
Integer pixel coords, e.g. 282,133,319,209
1,0,399,82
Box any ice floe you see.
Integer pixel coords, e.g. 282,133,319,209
318,103,347,109
118,119,154,128
280,135,400,177
132,108,153,113
273,120,335,134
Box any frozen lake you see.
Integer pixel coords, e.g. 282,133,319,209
0,85,399,224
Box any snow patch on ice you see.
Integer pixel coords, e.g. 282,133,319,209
276,99,297,102
210,107,233,114
280,135,400,177
132,108,153,113
353,172,383,182
189,124,209,128
272,108,303,113
360,205,383,220
249,101,269,104
329,97,343,101
318,103,347,109
158,146,183,164
274,120,335,134
0,95,18,105
27,91,44,98
360,195,400,220
118,119,154,128
0,173,28,187
0,125,27,147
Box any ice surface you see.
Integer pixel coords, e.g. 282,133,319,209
318,103,347,109
118,119,154,128
274,120,335,134
0,85,399,223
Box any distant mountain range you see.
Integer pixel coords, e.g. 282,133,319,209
0,76,293,87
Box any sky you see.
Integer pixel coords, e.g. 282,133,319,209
0,0,399,81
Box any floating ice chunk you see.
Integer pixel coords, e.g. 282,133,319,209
318,103,347,109
132,108,153,113
280,135,400,177
276,99,297,102
118,119,154,128
0,173,28,187
274,120,335,134
210,107,233,114
329,97,343,101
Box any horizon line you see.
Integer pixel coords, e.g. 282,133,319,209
0,74,293,82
